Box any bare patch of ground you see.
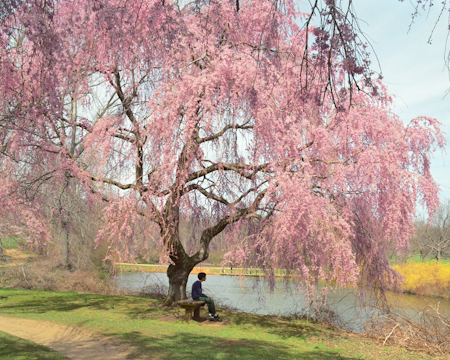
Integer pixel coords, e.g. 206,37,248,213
152,303,230,326
158,312,230,326
0,316,130,360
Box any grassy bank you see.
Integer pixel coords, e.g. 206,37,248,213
0,288,440,360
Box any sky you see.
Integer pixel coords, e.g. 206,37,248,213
351,0,450,205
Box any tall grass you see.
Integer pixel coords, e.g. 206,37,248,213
394,261,450,297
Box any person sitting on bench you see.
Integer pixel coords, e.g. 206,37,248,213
191,272,222,321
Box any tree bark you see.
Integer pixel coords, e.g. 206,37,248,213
61,223,71,270
160,199,257,305
163,261,196,306
161,223,210,306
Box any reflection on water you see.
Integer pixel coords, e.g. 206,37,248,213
113,272,450,332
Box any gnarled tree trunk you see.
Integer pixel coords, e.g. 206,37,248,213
160,135,261,305
161,219,213,306
163,261,196,306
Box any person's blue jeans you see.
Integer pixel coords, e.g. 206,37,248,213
196,297,216,315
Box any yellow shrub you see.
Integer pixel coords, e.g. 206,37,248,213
394,262,450,297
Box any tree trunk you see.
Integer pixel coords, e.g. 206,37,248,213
62,223,71,270
160,190,227,306
162,262,196,306
0,240,3,255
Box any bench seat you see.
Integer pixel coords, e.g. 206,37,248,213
178,299,206,321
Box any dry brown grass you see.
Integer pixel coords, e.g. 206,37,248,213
0,256,123,295
363,302,450,356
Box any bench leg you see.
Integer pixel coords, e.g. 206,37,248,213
184,308,193,321
193,306,201,319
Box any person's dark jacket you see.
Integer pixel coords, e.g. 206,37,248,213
192,280,207,299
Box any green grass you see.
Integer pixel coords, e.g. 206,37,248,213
0,289,437,359
1,237,20,249
0,330,69,360
390,254,450,265
403,255,450,264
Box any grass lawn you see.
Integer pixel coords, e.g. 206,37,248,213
400,255,450,265
0,330,69,360
0,289,439,360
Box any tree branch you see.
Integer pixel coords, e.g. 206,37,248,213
191,189,268,263
90,175,133,190
196,122,253,144
183,184,229,205
187,162,270,182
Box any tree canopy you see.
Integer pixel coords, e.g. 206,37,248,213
0,0,445,304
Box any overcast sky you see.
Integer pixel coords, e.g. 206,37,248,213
350,0,450,205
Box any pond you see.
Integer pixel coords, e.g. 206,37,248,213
113,272,450,332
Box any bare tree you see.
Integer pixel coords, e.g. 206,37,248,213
410,220,431,261
414,201,450,262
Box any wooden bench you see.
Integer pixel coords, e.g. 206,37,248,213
178,299,206,321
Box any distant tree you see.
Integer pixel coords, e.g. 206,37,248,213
0,0,445,305
409,220,431,261
414,201,450,262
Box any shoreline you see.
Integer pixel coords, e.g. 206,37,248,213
116,263,270,277
116,262,450,300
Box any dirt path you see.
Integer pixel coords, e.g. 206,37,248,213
0,316,130,360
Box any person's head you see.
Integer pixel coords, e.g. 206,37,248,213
198,272,206,281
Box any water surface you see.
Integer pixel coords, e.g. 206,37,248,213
113,272,450,332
